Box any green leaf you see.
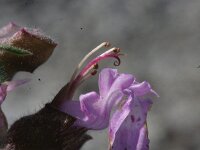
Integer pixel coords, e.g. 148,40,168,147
0,45,32,56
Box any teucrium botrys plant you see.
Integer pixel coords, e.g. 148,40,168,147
0,22,157,150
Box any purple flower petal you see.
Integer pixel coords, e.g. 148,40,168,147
98,68,118,98
129,81,158,97
109,95,133,146
0,22,20,39
109,97,152,150
6,79,30,92
0,79,30,105
64,91,124,130
108,73,134,97
136,125,149,150
99,68,135,99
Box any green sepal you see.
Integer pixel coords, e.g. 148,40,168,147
0,45,32,56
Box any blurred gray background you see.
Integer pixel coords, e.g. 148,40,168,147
1,0,200,149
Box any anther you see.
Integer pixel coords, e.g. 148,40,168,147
104,42,111,48
93,63,99,70
91,70,97,76
113,48,120,53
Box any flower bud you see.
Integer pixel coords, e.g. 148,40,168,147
0,23,57,81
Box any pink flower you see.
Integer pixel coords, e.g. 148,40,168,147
0,79,29,143
0,79,30,105
51,42,158,150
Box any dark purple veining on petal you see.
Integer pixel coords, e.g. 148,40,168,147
131,115,135,123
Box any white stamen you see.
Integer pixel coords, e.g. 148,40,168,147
70,42,110,83
99,47,119,56
75,47,121,83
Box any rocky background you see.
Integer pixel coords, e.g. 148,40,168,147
0,0,200,149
